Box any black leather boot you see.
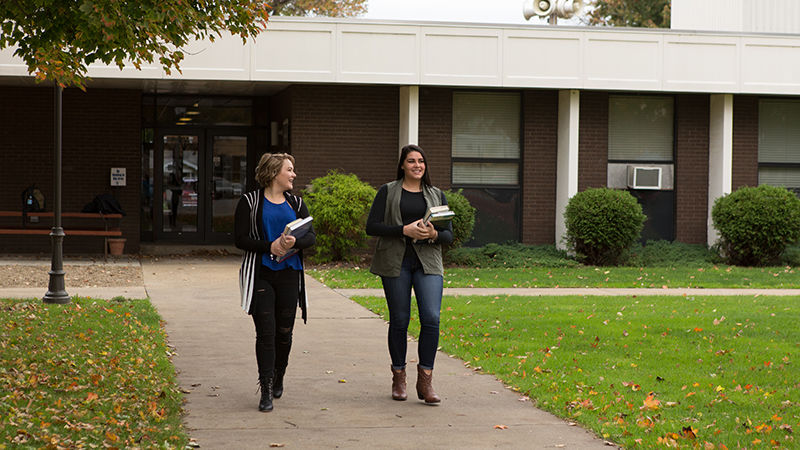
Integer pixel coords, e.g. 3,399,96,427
258,377,273,412
273,368,285,399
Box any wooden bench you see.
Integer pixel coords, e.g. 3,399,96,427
0,211,123,259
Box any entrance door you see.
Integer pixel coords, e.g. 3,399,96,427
157,132,203,241
154,129,248,243
206,130,249,242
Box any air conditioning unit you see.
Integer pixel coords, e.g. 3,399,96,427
627,166,662,190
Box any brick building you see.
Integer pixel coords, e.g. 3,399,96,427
1,12,799,254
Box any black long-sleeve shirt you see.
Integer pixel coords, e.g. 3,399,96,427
366,184,453,245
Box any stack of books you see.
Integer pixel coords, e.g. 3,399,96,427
277,216,313,262
413,206,455,243
284,216,313,238
422,205,455,225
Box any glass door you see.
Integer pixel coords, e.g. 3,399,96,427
153,129,249,243
157,132,203,240
206,131,249,242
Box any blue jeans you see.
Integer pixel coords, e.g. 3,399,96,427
380,254,443,371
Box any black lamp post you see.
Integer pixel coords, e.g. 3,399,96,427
43,83,70,304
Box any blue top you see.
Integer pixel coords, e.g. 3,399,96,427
261,199,303,270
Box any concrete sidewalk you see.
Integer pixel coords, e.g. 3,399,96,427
142,258,609,449
336,287,800,297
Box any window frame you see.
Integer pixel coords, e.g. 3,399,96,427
758,97,800,193
451,90,522,189
608,94,675,163
450,90,523,245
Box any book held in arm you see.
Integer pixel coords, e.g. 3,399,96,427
422,205,455,226
276,216,313,262
414,206,455,243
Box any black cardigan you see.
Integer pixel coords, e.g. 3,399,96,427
234,189,315,322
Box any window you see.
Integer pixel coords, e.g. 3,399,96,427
608,95,673,162
608,95,675,241
452,91,521,246
452,92,520,183
759,98,800,194
142,96,253,127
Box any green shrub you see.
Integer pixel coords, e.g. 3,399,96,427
781,245,800,266
446,242,577,268
564,188,646,266
302,170,376,263
626,240,718,267
711,185,800,266
444,189,476,249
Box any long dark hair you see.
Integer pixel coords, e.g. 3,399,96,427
396,144,432,186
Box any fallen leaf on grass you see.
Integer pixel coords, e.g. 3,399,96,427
641,393,660,411
622,381,641,391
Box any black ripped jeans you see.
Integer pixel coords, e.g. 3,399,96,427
250,266,299,380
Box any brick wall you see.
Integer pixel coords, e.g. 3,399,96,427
419,87,452,190
675,94,709,244
732,95,759,189
578,92,609,191
289,85,399,190
0,86,141,254
522,90,558,244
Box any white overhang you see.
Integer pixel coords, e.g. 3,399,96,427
1,16,799,95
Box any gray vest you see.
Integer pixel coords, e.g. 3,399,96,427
370,180,444,277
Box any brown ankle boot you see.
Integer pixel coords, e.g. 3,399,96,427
416,365,441,405
391,367,407,401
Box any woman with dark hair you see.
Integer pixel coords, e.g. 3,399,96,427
234,153,315,412
366,144,453,405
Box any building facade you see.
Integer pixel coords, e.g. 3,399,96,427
1,16,799,253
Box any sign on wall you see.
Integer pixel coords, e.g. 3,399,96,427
110,167,126,186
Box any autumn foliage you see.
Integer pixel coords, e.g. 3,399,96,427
269,0,367,17
0,0,271,88
584,0,671,28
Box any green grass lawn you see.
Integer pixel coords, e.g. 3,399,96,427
0,297,188,448
351,294,799,448
309,265,800,289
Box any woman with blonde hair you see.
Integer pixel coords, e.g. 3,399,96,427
234,153,315,412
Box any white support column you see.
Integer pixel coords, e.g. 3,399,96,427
555,90,580,250
708,94,734,247
399,86,419,152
